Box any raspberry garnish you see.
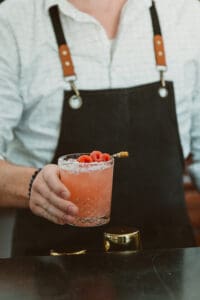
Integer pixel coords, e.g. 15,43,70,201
90,150,103,162
77,151,111,163
77,155,93,163
101,153,111,161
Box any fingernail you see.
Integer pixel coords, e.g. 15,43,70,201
59,218,66,225
60,215,72,224
68,205,78,216
61,191,70,199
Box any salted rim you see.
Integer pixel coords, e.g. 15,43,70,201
58,153,114,172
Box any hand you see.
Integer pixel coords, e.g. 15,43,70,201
29,164,78,225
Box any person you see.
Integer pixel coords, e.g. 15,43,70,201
0,0,200,256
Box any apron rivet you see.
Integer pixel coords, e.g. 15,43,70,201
158,87,168,98
65,61,71,66
68,95,83,109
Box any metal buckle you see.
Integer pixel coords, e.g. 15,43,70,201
64,75,77,83
68,80,83,110
158,67,168,98
160,70,166,88
69,80,80,98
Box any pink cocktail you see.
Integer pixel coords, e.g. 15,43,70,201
58,153,114,227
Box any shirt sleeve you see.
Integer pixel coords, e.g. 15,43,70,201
0,15,23,160
188,50,200,192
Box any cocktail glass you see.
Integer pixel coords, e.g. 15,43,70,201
58,153,114,227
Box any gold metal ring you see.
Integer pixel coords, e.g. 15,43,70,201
50,249,87,256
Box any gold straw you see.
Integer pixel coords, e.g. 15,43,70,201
112,151,129,158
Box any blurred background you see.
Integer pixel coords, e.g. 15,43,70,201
0,0,199,257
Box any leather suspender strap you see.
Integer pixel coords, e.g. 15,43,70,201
49,6,76,78
150,1,161,35
150,1,167,69
49,2,167,78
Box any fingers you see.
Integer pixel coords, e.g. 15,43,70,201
30,192,77,225
42,164,71,198
29,164,79,225
33,177,77,215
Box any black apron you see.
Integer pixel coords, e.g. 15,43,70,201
12,2,195,256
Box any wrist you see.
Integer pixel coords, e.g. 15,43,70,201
28,168,42,200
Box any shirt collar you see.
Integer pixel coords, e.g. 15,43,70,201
44,0,101,24
44,0,58,11
45,0,79,15
145,0,153,8
44,0,153,20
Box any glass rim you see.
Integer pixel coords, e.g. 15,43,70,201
58,153,114,166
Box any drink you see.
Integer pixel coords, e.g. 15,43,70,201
58,153,114,227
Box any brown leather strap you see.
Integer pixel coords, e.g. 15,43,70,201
49,6,76,78
50,2,167,78
154,35,167,67
150,1,167,69
59,44,76,77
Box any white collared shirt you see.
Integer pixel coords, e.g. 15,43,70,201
0,0,200,184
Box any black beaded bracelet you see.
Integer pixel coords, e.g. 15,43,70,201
28,168,42,200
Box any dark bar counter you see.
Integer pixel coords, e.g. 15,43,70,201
0,247,200,300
